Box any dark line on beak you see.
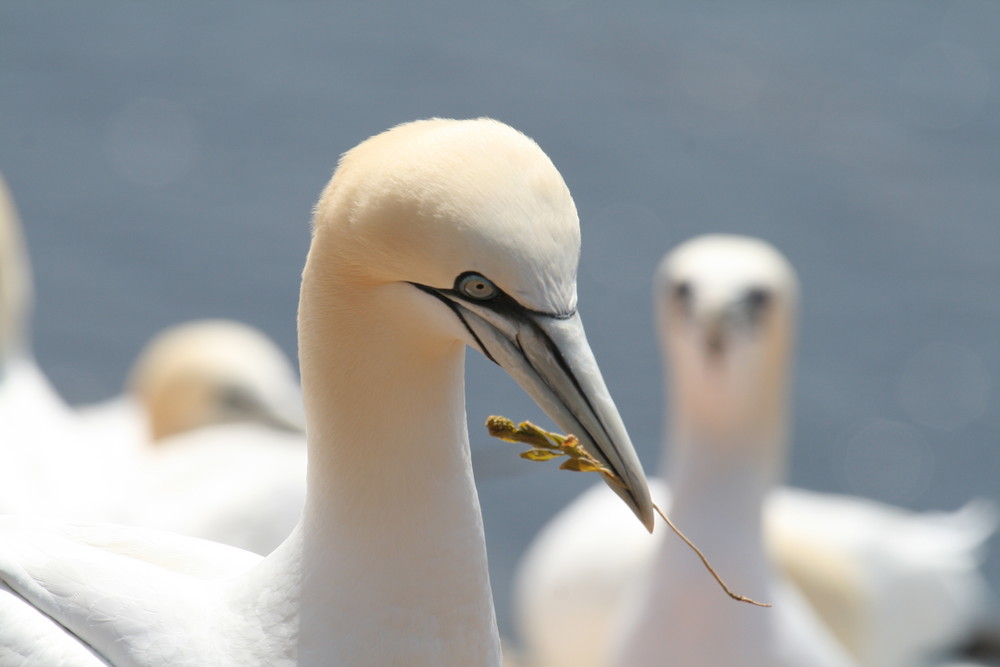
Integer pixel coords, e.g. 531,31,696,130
488,291,576,322
410,282,499,365
411,280,613,461
524,305,576,321
515,321,617,470
410,280,639,503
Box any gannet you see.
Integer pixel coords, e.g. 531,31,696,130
514,235,995,667
0,118,653,666
75,320,308,555
612,234,853,666
78,318,305,445
0,174,106,517
0,175,303,535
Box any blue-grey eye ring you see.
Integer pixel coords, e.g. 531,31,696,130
457,273,499,300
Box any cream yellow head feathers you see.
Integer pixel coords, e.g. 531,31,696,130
311,118,581,316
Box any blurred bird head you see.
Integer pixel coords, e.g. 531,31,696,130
656,234,798,444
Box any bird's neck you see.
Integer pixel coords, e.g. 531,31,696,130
657,388,789,563
239,260,500,666
617,374,793,657
658,359,791,502
661,431,779,566
0,331,29,377
615,418,788,666
0,219,33,367
663,422,787,512
0,291,31,374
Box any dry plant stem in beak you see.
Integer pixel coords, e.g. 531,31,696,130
486,416,771,608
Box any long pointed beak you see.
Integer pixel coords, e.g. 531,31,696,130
455,303,655,531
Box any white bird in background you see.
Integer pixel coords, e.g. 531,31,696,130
0,118,653,666
76,319,309,554
120,421,306,555
515,235,996,667
78,318,305,446
613,235,853,667
0,174,110,517
0,173,306,539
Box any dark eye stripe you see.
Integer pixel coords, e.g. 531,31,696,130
410,271,577,320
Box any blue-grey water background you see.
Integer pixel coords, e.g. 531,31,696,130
2,0,999,640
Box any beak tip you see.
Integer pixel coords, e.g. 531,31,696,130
637,504,655,533
606,477,655,532
622,468,656,533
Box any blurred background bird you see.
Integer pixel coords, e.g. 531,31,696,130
1,175,307,549
78,318,308,554
78,317,305,445
0,173,92,516
514,235,997,667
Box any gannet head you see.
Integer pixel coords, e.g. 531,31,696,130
656,234,798,442
129,319,305,442
0,174,33,364
310,118,653,529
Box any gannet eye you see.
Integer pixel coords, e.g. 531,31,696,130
744,287,771,313
457,273,499,301
673,280,693,306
